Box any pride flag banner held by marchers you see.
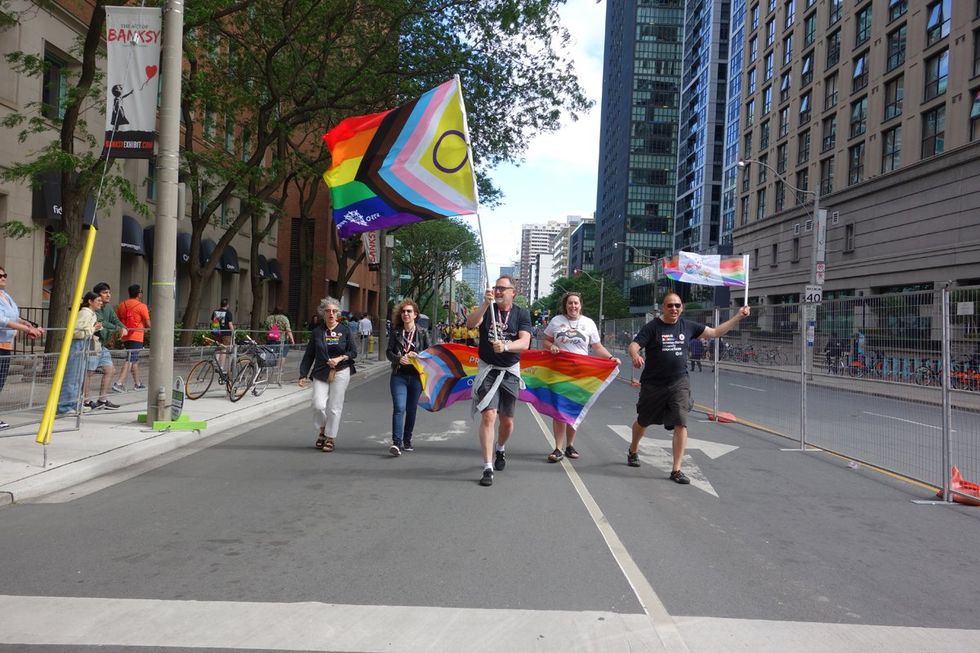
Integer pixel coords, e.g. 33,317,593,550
664,251,749,288
411,344,619,429
322,77,479,239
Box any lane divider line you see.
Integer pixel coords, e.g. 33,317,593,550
527,405,690,652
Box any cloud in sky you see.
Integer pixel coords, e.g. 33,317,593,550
475,0,606,279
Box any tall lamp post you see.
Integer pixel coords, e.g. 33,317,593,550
573,268,605,338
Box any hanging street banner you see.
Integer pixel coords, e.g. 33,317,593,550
102,6,162,159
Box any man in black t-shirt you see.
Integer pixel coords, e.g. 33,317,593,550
465,275,532,487
627,292,750,484
210,299,235,370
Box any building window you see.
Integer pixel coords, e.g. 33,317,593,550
801,51,814,86
746,99,756,127
780,72,792,103
758,154,769,183
742,166,751,192
828,0,842,27
775,180,786,211
804,12,816,47
776,143,788,173
921,105,945,158
821,115,836,152
974,30,980,78
752,4,760,30
752,247,759,268
241,126,251,162
146,164,157,201
924,49,948,101
771,242,779,267
884,75,903,121
760,119,771,148
792,237,800,262
855,5,872,46
826,31,840,68
778,106,790,137
820,156,834,195
785,0,796,29
744,131,753,158
844,223,855,252
783,35,793,67
849,96,867,138
852,52,868,92
926,0,951,48
741,196,750,226
824,72,838,110
765,52,774,80
971,90,980,142
747,68,757,95
763,86,772,114
766,19,776,47
750,36,759,62
224,117,235,152
42,48,70,121
887,25,907,72
881,126,902,172
203,109,216,141
799,91,811,124
847,142,865,185
756,189,767,220
888,0,907,22
797,130,810,164
796,169,809,203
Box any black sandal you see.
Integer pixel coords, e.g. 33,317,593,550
547,448,564,463
315,433,326,449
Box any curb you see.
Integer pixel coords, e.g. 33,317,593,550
0,361,390,507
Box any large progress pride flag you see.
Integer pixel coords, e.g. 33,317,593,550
322,78,479,238
411,344,619,429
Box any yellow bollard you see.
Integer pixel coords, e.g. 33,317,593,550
368,336,375,354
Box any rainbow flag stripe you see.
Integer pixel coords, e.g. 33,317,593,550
664,252,748,288
322,78,478,239
412,344,619,428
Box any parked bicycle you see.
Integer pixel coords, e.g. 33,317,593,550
236,334,279,397
185,336,254,401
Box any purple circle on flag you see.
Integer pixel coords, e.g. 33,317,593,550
432,130,468,174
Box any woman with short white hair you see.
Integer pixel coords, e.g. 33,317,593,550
299,297,358,452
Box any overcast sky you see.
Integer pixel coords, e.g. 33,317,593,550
474,0,606,280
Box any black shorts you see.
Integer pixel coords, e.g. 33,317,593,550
473,369,519,417
636,376,693,429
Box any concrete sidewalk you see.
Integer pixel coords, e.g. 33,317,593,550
0,357,390,507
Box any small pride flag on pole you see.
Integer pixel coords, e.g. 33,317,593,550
663,252,751,305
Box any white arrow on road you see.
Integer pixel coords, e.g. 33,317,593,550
608,425,734,497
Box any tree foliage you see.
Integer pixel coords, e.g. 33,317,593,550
533,272,631,323
392,219,481,309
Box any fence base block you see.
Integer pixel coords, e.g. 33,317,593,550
707,411,737,423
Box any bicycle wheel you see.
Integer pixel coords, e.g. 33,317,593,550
185,359,215,399
227,358,256,402
252,365,269,396
913,367,935,386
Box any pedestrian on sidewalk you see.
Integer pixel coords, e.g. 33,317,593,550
465,275,532,487
626,292,749,484
543,291,617,463
689,337,705,372
58,292,102,416
264,306,294,362
113,284,150,393
209,299,235,372
85,282,124,410
386,299,429,456
298,297,357,453
357,312,373,354
0,266,44,429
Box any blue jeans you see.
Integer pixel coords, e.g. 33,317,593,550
57,340,88,413
390,371,422,445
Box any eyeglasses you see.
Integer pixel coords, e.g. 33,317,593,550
0,273,7,278
665,303,682,308
400,309,415,314
492,286,513,291
324,309,340,313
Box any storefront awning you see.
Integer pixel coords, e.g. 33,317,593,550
257,255,269,280
176,232,192,265
199,238,217,266
121,215,145,256
32,171,97,227
219,244,240,272
268,258,282,281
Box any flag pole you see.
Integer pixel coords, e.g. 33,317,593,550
743,254,750,307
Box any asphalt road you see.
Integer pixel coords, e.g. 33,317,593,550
2,371,980,651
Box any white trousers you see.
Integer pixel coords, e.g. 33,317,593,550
311,368,351,437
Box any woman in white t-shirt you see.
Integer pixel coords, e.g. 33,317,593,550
543,291,617,462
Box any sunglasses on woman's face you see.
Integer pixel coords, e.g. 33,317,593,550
401,309,414,314
324,309,340,313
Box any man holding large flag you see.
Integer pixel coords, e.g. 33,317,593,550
626,293,750,484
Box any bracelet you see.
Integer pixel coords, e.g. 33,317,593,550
503,341,510,352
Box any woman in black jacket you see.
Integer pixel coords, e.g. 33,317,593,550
386,299,430,455
299,297,357,452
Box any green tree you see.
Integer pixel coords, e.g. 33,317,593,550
535,272,630,323
392,219,480,311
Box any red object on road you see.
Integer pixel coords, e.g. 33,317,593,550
707,411,737,423
938,466,980,506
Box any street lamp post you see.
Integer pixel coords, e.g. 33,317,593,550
573,268,604,338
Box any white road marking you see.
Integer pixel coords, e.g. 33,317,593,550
3,595,978,652
645,437,738,460
528,408,689,651
863,411,952,431
609,425,719,498
731,383,765,392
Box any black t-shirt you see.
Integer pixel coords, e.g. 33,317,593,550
478,304,532,367
210,308,233,335
633,317,706,386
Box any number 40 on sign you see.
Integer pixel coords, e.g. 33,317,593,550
802,284,823,304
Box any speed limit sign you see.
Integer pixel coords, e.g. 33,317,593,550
802,284,823,304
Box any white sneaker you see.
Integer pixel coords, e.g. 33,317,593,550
389,444,401,456
111,382,126,393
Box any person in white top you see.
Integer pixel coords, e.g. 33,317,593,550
543,291,617,462
358,313,373,352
